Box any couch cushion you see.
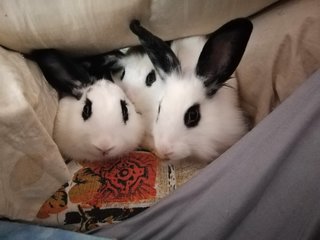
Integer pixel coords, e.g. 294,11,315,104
35,151,203,231
0,0,278,55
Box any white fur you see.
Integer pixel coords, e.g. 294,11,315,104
54,79,144,162
153,72,246,164
155,36,247,163
113,54,164,149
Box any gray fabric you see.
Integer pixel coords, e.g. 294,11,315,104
93,70,320,240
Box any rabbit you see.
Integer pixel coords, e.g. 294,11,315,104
77,47,165,150
129,18,253,164
109,39,207,151
111,40,206,150
30,49,144,162
111,47,166,150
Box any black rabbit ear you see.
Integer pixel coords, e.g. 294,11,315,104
30,49,91,99
196,18,253,97
130,20,181,79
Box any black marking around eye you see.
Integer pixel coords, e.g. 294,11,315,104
120,99,129,124
184,104,201,128
145,70,156,87
82,98,92,121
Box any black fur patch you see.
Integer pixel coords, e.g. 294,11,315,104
120,69,126,80
130,20,181,79
30,49,92,100
82,98,92,121
145,70,156,87
76,50,124,81
184,104,201,128
120,100,129,124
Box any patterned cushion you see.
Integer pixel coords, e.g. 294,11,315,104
36,151,205,232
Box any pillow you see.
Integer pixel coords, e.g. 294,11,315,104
0,0,279,55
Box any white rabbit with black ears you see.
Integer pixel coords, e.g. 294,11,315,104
129,18,253,164
30,49,144,162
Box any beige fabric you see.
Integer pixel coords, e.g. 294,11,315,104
0,0,278,55
0,47,70,221
237,0,320,125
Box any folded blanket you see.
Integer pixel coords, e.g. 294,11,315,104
0,47,70,220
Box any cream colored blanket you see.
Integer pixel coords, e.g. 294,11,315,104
0,47,70,220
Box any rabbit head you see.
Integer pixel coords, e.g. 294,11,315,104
130,19,253,163
31,49,144,162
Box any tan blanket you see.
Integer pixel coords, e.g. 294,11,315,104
237,0,320,124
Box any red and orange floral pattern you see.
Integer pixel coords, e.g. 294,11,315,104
36,151,161,231
81,151,157,205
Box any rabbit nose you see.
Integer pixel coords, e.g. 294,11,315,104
154,143,174,160
95,146,114,156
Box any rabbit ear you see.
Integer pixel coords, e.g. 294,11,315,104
130,20,181,79
76,50,124,81
196,18,253,97
30,49,91,99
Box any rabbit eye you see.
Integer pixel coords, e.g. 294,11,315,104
120,100,129,124
145,70,156,87
184,104,201,128
82,98,92,121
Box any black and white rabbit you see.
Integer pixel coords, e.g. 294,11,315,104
129,18,253,164
77,47,165,150
30,49,144,162
111,47,165,149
